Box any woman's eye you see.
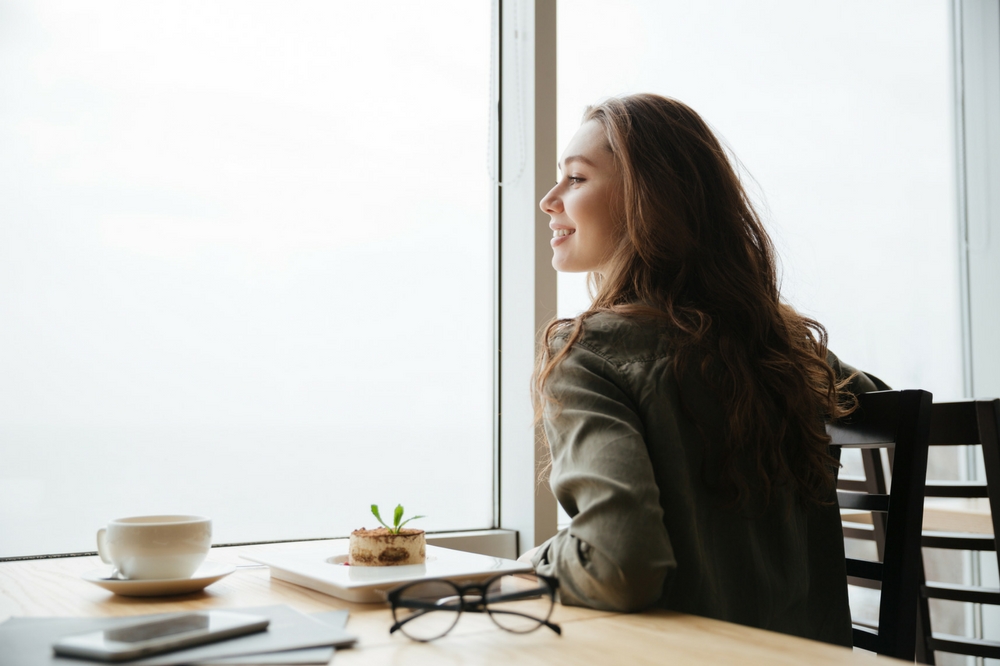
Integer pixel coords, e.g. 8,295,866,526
568,176,584,184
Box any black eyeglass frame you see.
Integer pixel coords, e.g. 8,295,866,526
387,573,562,641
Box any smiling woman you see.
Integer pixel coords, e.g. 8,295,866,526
548,0,973,644
529,94,889,645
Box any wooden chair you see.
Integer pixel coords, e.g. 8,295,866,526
914,399,1000,663
830,389,933,662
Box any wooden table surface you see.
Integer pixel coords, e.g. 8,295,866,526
0,539,905,665
921,497,993,534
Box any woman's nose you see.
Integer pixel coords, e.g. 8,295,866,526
539,185,561,214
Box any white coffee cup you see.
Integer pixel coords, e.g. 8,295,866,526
96,515,212,580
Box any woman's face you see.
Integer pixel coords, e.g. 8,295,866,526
539,120,621,274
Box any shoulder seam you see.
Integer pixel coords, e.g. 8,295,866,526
562,340,647,419
574,339,670,367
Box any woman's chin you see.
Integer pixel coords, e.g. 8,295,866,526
552,257,594,273
552,259,579,273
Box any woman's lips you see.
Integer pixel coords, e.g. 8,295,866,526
551,228,575,248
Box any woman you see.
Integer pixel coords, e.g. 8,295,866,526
529,94,883,646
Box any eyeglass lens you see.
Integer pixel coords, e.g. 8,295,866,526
485,574,555,632
392,579,463,642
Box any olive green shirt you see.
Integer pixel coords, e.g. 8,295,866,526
531,312,878,646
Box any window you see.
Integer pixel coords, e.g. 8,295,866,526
0,1,496,557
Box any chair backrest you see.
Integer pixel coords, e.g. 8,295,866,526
828,389,933,662
924,399,1000,548
916,399,1000,662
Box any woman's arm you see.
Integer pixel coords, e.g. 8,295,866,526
827,351,891,392
531,342,675,612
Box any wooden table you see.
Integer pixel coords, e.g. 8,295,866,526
920,498,993,534
0,540,905,665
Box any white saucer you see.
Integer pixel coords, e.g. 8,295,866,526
82,561,236,597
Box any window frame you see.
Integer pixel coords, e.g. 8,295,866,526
951,0,1000,645
954,0,1000,400
496,0,559,556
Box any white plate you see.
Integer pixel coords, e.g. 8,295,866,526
243,542,533,603
82,561,236,597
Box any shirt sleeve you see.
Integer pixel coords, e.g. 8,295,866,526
530,340,676,612
827,350,892,392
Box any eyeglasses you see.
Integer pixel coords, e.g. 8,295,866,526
386,573,562,642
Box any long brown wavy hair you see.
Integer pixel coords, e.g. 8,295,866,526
534,94,856,508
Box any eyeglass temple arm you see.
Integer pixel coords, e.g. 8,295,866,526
483,587,554,604
485,608,562,636
388,603,446,635
389,611,426,635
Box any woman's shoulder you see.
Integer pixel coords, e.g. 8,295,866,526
550,311,673,365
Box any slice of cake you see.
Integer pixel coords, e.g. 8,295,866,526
349,527,426,566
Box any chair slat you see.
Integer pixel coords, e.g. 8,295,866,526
928,633,1000,660
852,626,880,653
924,480,989,498
837,491,890,512
847,575,881,590
921,531,997,551
826,391,900,448
928,401,981,445
922,581,1000,604
845,557,883,581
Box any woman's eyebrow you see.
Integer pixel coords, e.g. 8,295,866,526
558,154,597,171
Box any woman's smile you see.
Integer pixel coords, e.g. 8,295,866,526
551,226,576,247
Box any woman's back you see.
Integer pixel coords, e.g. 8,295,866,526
532,312,870,646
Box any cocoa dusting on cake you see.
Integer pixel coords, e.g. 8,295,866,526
351,527,424,538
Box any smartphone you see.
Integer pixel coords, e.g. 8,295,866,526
52,610,270,662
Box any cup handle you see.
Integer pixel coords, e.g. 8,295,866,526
96,528,112,564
